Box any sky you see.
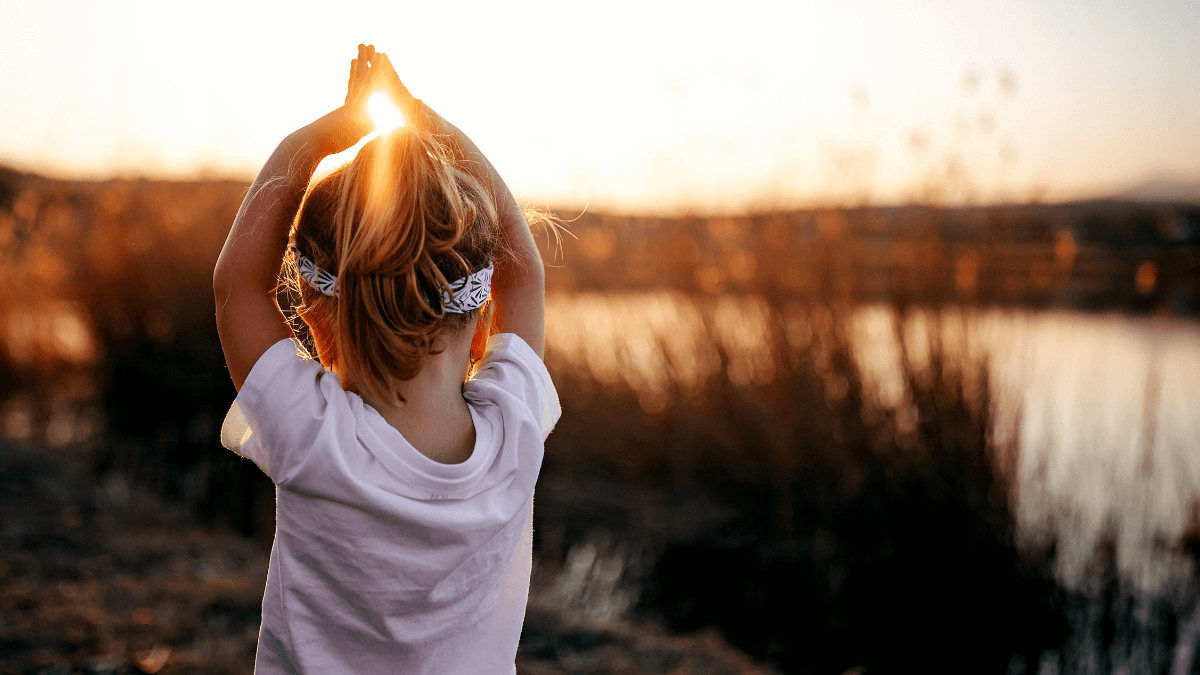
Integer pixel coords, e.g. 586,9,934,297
0,0,1198,214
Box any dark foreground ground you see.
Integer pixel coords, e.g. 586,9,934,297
0,440,779,675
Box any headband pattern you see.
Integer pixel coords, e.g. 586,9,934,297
442,260,494,313
289,245,492,314
291,246,340,297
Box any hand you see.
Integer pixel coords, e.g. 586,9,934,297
368,52,426,130
289,44,377,158
345,43,376,108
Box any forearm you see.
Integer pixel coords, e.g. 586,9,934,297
420,105,543,273
214,133,322,303
214,46,375,388
420,104,546,354
212,134,325,389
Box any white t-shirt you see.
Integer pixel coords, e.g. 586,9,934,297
220,333,560,675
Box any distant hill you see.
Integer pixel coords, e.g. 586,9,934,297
1112,175,1200,204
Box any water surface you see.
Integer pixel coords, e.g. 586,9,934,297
544,292,1200,594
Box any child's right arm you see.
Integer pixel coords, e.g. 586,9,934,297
373,54,546,360
214,45,377,389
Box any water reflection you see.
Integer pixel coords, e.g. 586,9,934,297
544,292,1200,595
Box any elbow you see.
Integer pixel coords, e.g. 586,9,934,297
213,261,231,306
213,256,240,309
509,257,545,294
520,249,546,281
531,261,546,291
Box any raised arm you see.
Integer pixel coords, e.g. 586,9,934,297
374,54,546,359
437,111,546,360
214,45,376,389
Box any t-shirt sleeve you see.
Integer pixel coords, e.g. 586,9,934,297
219,338,330,482
468,333,561,440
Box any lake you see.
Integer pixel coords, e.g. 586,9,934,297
544,292,1200,597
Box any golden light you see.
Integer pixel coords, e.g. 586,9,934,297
367,93,405,133
315,93,405,177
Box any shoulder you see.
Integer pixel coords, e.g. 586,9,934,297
221,337,345,480
464,333,561,441
235,337,335,423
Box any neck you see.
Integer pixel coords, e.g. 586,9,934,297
356,333,472,411
342,324,478,464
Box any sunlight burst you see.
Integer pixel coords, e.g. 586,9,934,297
367,93,405,133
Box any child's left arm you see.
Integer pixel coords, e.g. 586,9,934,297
214,45,376,390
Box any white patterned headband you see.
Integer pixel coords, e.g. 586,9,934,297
289,245,493,314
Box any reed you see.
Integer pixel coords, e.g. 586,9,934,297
2,166,1197,672
533,294,1071,673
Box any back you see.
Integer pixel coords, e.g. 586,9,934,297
221,333,560,674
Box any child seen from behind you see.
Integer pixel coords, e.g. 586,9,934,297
213,45,559,674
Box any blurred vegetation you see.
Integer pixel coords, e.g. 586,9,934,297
2,164,1199,674
534,295,1065,674
551,205,1200,313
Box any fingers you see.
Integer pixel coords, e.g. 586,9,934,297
375,53,420,117
377,52,401,85
372,53,410,99
345,44,376,106
347,59,363,105
370,53,427,131
355,44,369,87
346,58,359,104
357,44,375,75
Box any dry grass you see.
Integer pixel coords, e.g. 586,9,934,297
0,442,266,675
2,166,1199,673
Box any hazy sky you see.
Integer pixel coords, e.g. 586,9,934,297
1,0,1198,213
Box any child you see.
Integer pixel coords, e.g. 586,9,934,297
213,45,559,674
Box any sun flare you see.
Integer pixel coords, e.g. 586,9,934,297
367,93,405,133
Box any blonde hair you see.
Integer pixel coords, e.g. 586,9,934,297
286,126,502,404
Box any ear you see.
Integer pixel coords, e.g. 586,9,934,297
300,308,338,369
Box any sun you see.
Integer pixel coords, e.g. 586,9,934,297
367,93,405,133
